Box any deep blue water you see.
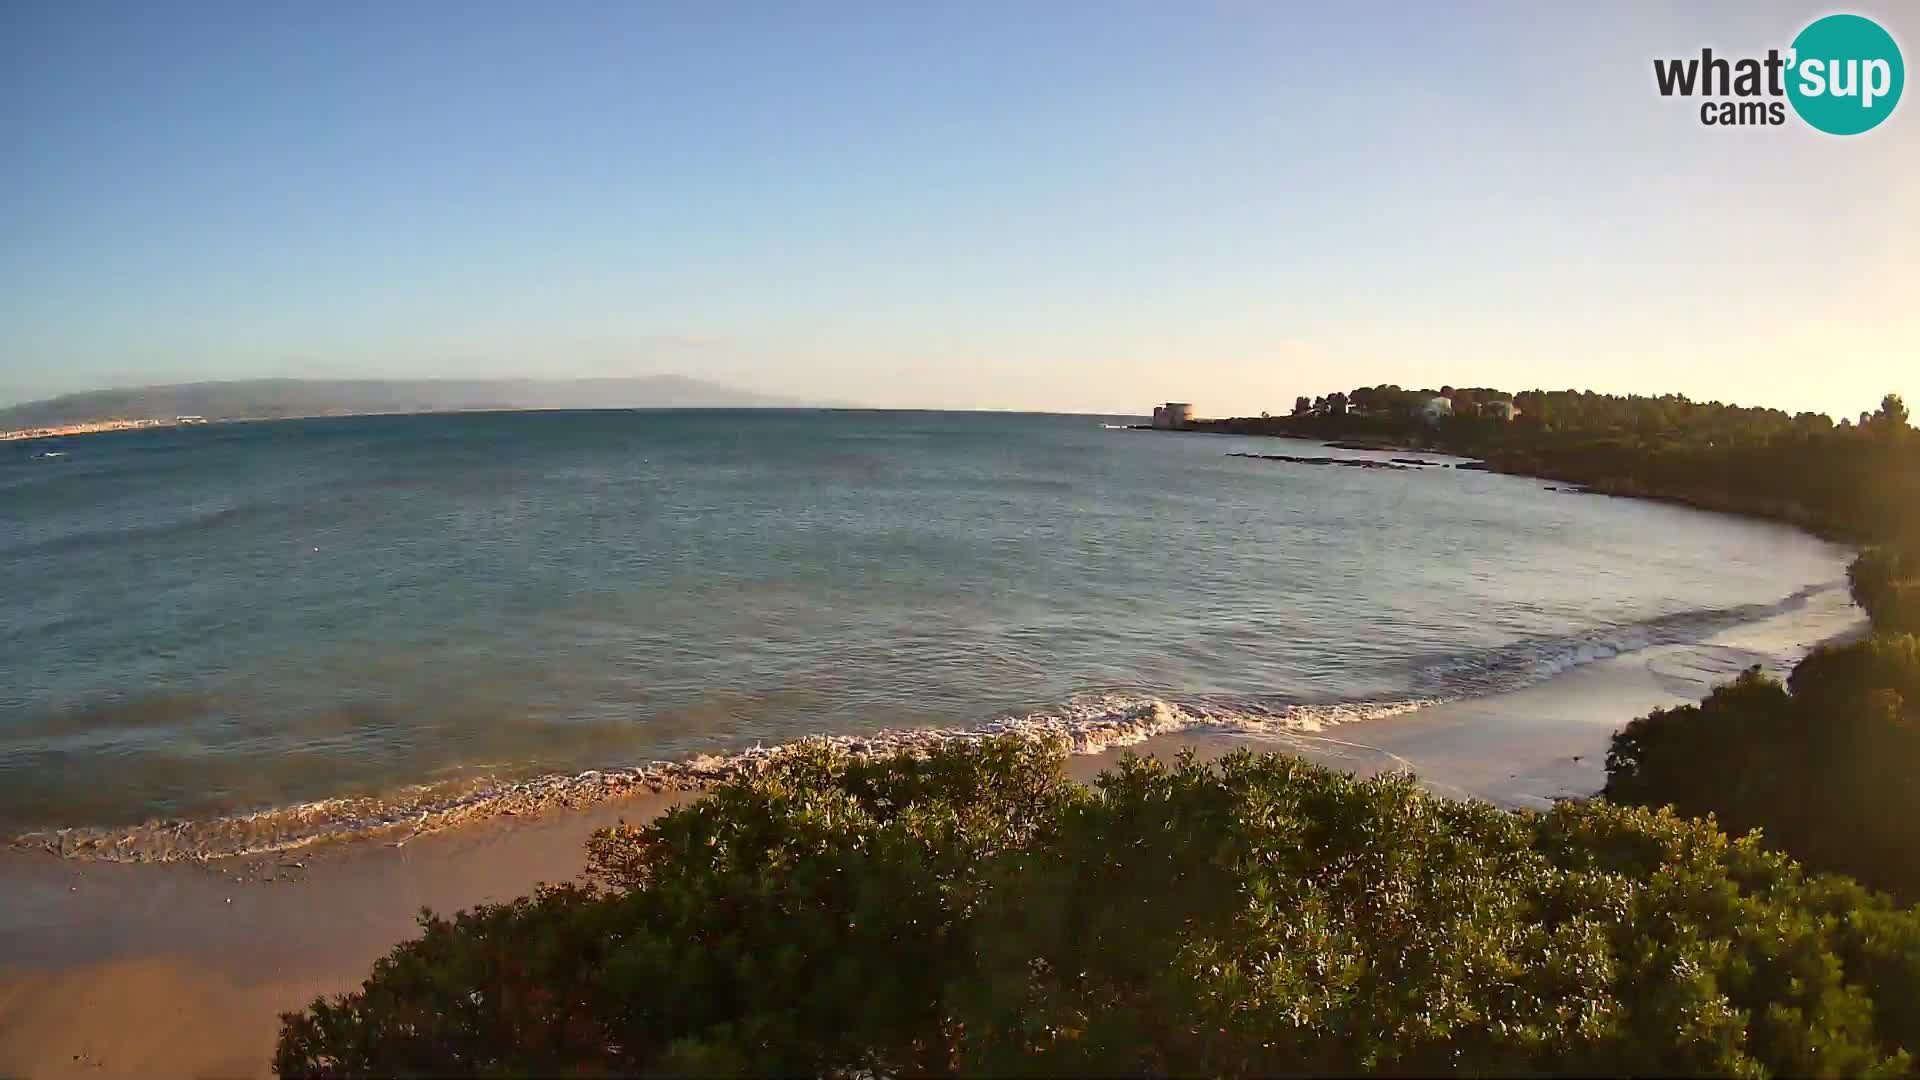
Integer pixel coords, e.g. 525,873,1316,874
0,410,1850,832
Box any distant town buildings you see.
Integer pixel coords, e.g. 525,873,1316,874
1479,400,1520,421
1,417,202,442
1151,402,1194,430
1420,396,1454,424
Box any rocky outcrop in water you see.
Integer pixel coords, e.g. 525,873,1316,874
1228,453,1415,471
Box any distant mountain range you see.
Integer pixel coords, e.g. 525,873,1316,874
0,377,829,429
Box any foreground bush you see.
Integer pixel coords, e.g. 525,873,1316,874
278,739,1920,1077
1606,635,1920,903
1850,542,1920,635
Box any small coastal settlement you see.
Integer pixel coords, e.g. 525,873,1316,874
1143,389,1520,432
1,416,209,442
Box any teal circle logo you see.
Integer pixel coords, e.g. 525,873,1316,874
1787,14,1904,135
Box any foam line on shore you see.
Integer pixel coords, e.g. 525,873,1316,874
10,695,1440,863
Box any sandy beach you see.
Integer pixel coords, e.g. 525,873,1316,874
0,588,1863,1079
8,0,1914,1071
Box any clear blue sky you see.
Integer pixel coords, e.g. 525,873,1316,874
3,1,1914,417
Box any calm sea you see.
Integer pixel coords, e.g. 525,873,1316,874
0,410,1851,848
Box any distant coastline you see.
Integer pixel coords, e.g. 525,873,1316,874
0,375,834,436
2,416,213,443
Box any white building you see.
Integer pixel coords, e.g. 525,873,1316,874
1420,396,1454,423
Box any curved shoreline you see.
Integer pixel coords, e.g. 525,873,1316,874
7,416,1862,867
0,415,1873,1080
9,578,1857,864
1145,424,1870,544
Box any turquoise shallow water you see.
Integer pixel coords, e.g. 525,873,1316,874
0,409,1851,836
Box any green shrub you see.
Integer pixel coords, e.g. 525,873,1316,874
1605,636,1920,903
1849,545,1920,634
278,739,1920,1077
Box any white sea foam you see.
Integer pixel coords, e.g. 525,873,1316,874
10,692,1442,863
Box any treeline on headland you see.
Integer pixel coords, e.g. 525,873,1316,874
1194,385,1918,544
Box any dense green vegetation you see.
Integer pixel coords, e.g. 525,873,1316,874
1203,388,1918,543
1604,636,1920,903
277,739,1920,1077
1850,542,1920,635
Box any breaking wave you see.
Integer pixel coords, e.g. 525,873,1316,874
1410,581,1844,697
11,694,1439,863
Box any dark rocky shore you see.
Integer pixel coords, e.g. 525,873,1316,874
1227,452,1447,472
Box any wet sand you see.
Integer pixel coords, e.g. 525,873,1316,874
0,788,702,1079
0,594,1864,1079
